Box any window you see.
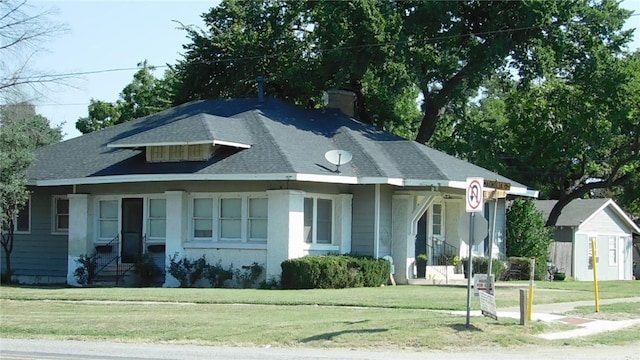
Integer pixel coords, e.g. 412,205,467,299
248,198,267,240
432,203,444,239
98,200,118,240
148,198,166,240
193,198,213,238
220,198,241,240
53,196,69,233
304,196,333,245
608,236,617,265
14,197,31,233
190,194,268,242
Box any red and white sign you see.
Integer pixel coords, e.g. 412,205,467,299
465,177,484,212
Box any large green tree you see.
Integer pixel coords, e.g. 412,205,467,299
173,0,632,143
76,61,175,134
431,50,640,226
0,102,61,280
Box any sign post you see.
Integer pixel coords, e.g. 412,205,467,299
591,238,600,312
465,177,484,329
483,180,510,285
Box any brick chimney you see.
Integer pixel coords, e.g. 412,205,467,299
326,89,356,117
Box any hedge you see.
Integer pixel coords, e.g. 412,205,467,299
461,257,506,280
280,255,391,289
504,256,547,280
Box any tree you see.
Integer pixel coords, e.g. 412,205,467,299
0,102,61,280
76,61,175,134
506,198,553,279
173,0,632,143
431,47,640,227
0,0,66,99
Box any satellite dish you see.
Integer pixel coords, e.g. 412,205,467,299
325,149,352,174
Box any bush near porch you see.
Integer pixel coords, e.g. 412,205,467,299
461,257,506,280
281,255,390,289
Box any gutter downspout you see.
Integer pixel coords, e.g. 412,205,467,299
374,184,380,259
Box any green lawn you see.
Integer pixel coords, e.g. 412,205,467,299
0,281,638,350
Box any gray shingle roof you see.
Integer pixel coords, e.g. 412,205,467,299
28,97,531,190
534,199,610,227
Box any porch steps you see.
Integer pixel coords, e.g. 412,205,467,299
408,265,466,285
93,263,135,286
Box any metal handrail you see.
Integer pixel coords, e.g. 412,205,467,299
94,234,120,276
427,240,459,266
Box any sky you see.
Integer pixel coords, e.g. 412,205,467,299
21,0,640,140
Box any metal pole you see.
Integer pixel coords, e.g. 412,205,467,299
527,258,535,321
487,196,498,294
591,238,600,312
466,213,475,329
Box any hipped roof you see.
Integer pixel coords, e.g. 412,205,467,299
28,97,535,195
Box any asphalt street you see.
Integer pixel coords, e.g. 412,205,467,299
1,338,639,360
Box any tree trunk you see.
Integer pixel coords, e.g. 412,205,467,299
1,229,14,282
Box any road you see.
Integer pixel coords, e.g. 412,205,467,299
1,338,639,360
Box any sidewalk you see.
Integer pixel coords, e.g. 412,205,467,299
451,297,640,340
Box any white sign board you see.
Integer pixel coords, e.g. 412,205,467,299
473,274,495,296
465,177,484,212
479,290,498,320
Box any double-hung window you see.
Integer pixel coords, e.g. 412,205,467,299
98,200,118,241
248,198,268,241
608,236,617,265
14,197,31,234
193,198,213,239
219,198,241,240
304,196,333,244
148,198,166,241
52,196,69,234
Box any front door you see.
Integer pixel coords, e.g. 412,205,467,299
121,198,143,263
415,213,427,278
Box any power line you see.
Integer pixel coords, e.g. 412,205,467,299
4,11,639,87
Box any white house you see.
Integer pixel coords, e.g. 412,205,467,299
536,199,639,281
3,91,536,286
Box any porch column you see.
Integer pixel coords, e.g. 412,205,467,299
391,194,413,284
164,190,187,287
335,193,353,254
265,190,305,279
67,194,92,286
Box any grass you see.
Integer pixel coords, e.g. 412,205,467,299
0,299,565,350
0,281,638,350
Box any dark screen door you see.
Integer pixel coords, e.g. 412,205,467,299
121,198,143,263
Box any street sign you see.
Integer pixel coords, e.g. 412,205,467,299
465,177,484,212
458,213,489,245
484,179,511,191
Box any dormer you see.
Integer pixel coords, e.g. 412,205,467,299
108,140,251,163
106,112,253,163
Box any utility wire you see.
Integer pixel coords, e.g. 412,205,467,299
4,11,639,84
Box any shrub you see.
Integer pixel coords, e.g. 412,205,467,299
74,254,97,285
504,257,547,280
167,253,207,287
461,257,506,280
133,253,162,286
280,255,390,289
506,198,553,279
203,260,234,288
234,262,263,288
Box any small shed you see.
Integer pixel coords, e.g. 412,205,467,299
535,199,639,281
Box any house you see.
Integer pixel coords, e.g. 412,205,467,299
3,90,537,286
535,199,639,281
